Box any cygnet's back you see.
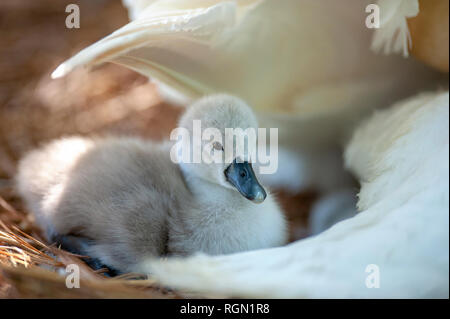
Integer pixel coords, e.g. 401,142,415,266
17,136,190,272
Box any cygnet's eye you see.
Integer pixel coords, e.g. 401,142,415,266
213,141,224,151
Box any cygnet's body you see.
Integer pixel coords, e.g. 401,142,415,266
16,95,287,274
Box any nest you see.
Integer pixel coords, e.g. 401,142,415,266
0,0,316,298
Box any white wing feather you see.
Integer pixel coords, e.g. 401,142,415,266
52,0,436,118
371,0,419,57
122,0,156,20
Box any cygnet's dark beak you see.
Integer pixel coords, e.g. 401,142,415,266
224,159,267,204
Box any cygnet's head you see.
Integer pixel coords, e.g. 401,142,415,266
176,94,266,203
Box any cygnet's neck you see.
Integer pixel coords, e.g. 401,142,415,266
179,165,248,210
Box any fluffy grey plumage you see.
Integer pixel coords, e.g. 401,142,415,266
16,95,287,273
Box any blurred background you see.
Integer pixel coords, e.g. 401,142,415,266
0,0,182,177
